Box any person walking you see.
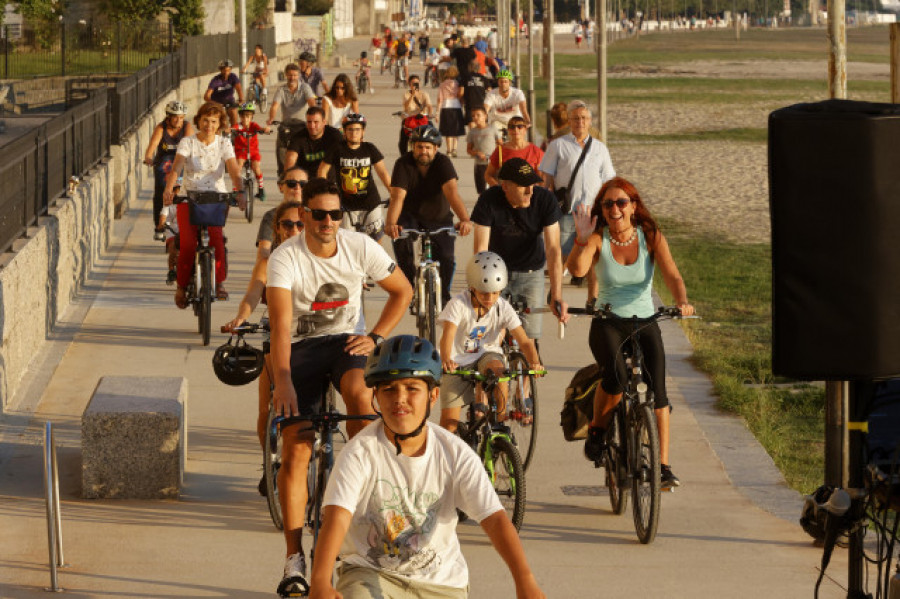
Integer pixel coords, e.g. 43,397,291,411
436,66,465,158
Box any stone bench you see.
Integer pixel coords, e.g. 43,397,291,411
82,376,187,499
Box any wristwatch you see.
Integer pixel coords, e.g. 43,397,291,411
368,332,384,345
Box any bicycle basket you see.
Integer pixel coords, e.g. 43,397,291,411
402,114,430,137
188,194,229,227
560,363,599,442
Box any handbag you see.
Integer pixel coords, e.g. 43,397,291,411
560,363,600,442
554,136,592,214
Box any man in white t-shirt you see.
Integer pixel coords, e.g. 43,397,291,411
307,335,545,599
484,69,529,130
266,177,412,596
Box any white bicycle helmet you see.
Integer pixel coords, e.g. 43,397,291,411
466,251,508,293
165,100,187,116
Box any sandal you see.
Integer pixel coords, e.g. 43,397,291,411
174,287,188,309
215,284,229,301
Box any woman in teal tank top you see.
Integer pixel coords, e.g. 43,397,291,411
566,177,694,489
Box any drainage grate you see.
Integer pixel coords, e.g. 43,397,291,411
561,485,604,496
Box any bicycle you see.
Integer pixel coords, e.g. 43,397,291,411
232,127,272,223
393,57,405,88
565,304,692,544
356,66,370,94
177,192,231,346
448,367,543,531
273,383,378,597
247,75,268,111
396,226,457,346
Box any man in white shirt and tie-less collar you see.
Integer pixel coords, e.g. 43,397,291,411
539,99,616,303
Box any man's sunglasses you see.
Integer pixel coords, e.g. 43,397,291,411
508,124,527,130
281,179,306,189
601,198,632,210
279,219,303,230
304,206,344,221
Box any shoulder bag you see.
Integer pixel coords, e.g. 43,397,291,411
554,136,592,214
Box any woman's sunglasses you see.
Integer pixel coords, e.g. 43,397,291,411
281,179,306,189
279,219,303,230
304,207,344,221
601,198,632,210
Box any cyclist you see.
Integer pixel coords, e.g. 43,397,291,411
163,102,246,308
472,157,569,348
484,115,543,187
156,178,182,285
204,59,243,131
144,100,193,237
222,167,308,482
266,177,412,595
438,252,541,434
317,113,391,240
352,51,373,94
242,44,269,100
268,63,317,176
307,335,546,599
298,51,329,96
232,102,271,200
385,124,472,306
566,176,694,489
283,106,343,176
484,69,530,131
394,31,411,82
322,74,359,129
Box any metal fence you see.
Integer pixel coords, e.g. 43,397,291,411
180,28,275,79
109,52,181,143
1,19,173,80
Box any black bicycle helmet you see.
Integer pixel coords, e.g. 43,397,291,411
409,123,442,147
342,112,367,128
299,51,317,63
364,335,442,387
212,337,265,386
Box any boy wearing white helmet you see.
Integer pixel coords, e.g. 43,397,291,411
437,252,542,433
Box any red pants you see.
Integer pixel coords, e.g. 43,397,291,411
175,202,227,288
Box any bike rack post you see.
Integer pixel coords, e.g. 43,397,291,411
43,421,66,592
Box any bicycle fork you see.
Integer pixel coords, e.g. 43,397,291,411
483,433,518,493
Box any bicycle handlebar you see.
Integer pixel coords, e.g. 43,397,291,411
446,367,547,383
397,226,458,240
275,412,380,434
559,305,698,340
224,321,270,335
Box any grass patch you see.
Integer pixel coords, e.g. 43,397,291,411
654,220,825,493
610,127,768,142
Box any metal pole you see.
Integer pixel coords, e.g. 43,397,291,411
527,0,535,142
547,0,555,142
892,23,900,103
4,26,9,80
597,0,607,141
116,20,122,72
43,422,63,592
542,0,550,77
515,0,521,81
240,0,248,94
61,22,66,77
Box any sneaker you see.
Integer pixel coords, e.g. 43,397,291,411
166,269,177,286
277,553,310,597
661,464,681,489
256,188,266,201
584,426,606,463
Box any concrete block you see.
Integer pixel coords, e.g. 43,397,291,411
82,376,187,499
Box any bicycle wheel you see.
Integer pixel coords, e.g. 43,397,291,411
309,451,330,566
199,251,213,346
603,408,627,515
264,407,284,530
420,268,438,346
258,86,268,111
244,176,256,223
630,401,661,544
506,351,537,471
487,436,526,531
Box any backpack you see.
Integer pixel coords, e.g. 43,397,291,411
402,113,430,137
397,40,408,57
560,363,600,441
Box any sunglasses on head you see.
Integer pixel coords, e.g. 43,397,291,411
279,219,303,230
304,206,344,221
601,198,632,210
281,179,306,189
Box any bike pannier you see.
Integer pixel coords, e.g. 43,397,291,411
560,363,600,441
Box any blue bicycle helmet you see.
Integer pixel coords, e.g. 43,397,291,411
364,335,442,387
410,123,442,147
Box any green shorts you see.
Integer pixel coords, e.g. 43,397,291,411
440,351,507,410
336,564,468,599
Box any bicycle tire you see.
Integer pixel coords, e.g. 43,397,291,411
487,436,526,531
506,351,537,471
244,175,256,223
631,401,661,544
199,251,213,346
603,408,627,515
258,86,268,111
264,407,284,530
421,268,438,346
310,448,331,568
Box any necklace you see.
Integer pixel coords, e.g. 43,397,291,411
608,227,637,247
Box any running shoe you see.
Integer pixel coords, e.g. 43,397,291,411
584,426,606,463
661,464,681,490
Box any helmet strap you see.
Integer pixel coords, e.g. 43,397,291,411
371,394,432,456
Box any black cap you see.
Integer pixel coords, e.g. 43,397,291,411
498,158,542,186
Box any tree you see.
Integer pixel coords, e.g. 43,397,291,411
14,0,66,49
168,0,204,36
101,0,164,21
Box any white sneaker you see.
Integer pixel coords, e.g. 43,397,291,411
283,552,307,579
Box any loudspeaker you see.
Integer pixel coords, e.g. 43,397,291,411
770,99,900,380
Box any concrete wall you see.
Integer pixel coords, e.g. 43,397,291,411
204,0,237,34
0,69,219,413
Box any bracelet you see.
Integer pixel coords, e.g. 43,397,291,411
573,237,588,247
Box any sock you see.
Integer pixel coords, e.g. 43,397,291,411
257,174,264,188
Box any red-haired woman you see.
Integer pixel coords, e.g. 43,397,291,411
164,101,246,308
566,177,694,489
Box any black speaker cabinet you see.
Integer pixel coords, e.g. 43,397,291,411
770,99,900,380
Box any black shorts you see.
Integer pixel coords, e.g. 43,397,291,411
289,334,367,416
588,318,669,410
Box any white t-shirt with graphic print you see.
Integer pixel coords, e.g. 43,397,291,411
437,291,521,366
323,422,503,589
266,229,395,340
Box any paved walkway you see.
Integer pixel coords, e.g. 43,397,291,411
0,43,847,598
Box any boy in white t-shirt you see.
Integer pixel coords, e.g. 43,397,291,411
437,252,542,433
308,335,545,599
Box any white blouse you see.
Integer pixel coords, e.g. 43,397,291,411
175,135,235,193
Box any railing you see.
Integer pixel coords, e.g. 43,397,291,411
109,52,181,143
43,421,67,592
179,28,275,79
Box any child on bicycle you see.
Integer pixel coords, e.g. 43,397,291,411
157,179,181,285
232,101,270,200
307,335,545,599
353,51,373,93
437,252,542,434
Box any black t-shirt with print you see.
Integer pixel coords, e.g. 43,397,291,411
288,125,343,176
462,73,494,114
470,185,561,272
390,152,458,225
323,141,385,211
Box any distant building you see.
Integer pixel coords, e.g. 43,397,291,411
2,3,24,38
